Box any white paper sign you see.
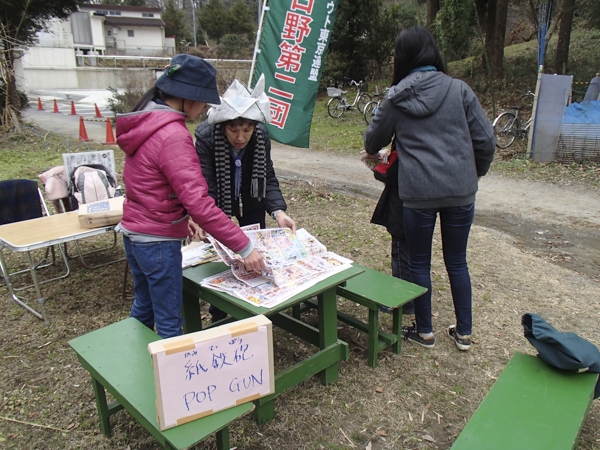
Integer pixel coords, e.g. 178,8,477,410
148,315,274,430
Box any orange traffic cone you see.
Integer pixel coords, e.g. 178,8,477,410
52,99,60,113
78,116,92,141
94,103,103,118
102,117,117,145
37,98,44,111
70,101,77,115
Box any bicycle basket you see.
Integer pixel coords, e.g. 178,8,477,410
327,87,342,97
359,82,369,93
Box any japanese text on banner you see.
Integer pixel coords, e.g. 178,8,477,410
253,0,339,148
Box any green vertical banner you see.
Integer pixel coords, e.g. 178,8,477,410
252,0,339,148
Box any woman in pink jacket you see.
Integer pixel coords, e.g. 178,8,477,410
116,54,264,338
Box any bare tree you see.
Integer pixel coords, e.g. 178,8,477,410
426,0,439,27
490,0,509,79
484,0,497,66
555,0,576,74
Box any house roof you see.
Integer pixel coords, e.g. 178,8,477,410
104,16,165,28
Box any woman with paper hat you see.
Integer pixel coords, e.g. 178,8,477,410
116,54,264,338
195,75,296,322
195,75,296,232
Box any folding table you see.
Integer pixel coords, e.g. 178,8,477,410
0,211,119,323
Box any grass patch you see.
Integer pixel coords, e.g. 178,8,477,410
492,155,600,188
1,131,599,449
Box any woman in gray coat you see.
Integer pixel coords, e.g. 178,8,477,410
364,26,495,351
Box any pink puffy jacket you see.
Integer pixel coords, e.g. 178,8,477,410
116,104,250,253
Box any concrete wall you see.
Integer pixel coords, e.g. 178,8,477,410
19,67,155,92
76,67,155,90
36,20,74,48
22,47,76,68
19,48,79,92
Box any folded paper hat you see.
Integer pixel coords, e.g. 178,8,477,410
207,74,271,124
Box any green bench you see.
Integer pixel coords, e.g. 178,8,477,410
295,264,427,368
451,352,599,449
68,317,253,450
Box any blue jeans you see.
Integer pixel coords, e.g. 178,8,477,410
403,204,475,336
123,236,183,339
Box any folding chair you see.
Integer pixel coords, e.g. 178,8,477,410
61,150,123,268
0,179,70,321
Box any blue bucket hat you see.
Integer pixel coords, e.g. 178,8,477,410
155,54,221,105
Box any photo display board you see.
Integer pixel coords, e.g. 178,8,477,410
148,315,274,430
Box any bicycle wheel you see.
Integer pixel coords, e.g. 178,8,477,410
327,97,345,118
363,101,378,125
493,111,520,149
357,93,372,113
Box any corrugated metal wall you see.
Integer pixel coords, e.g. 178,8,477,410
557,124,600,162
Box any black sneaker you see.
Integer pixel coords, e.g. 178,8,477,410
448,325,471,351
402,323,435,348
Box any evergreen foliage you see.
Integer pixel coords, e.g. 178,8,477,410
199,0,228,43
434,0,478,62
163,0,191,48
226,0,254,40
325,0,418,86
124,0,148,6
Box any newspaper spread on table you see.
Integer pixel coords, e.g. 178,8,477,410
181,224,259,269
202,227,353,308
181,241,219,268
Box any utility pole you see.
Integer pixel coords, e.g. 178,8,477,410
192,0,197,48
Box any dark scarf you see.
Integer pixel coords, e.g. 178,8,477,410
214,124,266,217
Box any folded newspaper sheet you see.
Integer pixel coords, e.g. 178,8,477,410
203,228,353,308
181,241,218,268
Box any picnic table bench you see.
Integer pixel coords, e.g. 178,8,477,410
295,264,427,368
68,317,253,450
451,352,598,449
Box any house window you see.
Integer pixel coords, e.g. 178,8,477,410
142,13,154,17
108,11,121,16
127,30,134,37
107,30,112,36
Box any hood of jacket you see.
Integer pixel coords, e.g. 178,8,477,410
116,102,187,156
388,71,453,118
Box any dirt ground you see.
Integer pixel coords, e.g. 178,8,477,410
1,139,600,449
270,142,600,281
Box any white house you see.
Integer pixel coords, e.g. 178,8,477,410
17,4,172,92
75,4,166,57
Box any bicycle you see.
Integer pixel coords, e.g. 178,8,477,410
493,91,535,149
326,80,372,118
363,86,390,124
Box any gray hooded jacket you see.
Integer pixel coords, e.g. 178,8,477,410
364,71,495,209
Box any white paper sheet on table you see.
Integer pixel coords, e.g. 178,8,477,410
181,241,218,268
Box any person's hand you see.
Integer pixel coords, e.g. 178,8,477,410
197,228,209,242
188,219,201,240
275,211,297,234
243,249,265,273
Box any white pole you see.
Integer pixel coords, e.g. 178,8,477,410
192,0,197,48
248,0,269,88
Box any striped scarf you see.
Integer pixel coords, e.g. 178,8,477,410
214,124,266,217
